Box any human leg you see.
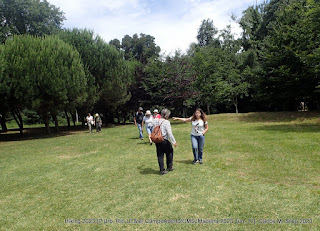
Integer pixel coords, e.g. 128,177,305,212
156,143,166,173
198,135,205,162
137,123,143,139
163,140,173,170
147,126,153,144
88,123,92,133
191,135,198,162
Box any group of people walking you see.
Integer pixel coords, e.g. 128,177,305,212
134,107,161,144
134,107,208,175
86,113,102,133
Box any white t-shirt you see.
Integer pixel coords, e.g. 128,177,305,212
143,115,153,127
86,116,93,124
190,118,208,136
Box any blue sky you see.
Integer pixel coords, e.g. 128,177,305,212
48,0,265,55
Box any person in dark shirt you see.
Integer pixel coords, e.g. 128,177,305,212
134,107,144,140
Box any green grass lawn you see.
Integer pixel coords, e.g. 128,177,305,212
1,112,319,230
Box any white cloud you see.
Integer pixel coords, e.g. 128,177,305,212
48,0,264,55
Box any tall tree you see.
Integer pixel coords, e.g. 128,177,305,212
58,29,133,123
0,0,65,43
197,18,219,47
258,0,319,110
0,35,87,134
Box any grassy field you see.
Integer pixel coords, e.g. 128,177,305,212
0,112,319,230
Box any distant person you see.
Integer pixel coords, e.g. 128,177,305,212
95,113,102,132
153,109,161,119
134,107,144,140
173,108,208,164
152,108,177,175
86,113,94,133
142,110,154,145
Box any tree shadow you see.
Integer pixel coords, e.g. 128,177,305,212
0,126,86,142
137,166,159,175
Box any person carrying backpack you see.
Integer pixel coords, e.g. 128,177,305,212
134,107,144,140
152,108,177,175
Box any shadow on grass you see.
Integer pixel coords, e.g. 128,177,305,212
137,166,159,175
0,126,86,142
176,160,193,165
254,124,320,133
237,111,320,123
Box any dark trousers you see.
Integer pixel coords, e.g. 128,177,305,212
156,139,173,172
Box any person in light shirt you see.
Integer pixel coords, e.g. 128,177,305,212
86,113,94,133
173,108,208,164
142,110,154,145
152,108,177,175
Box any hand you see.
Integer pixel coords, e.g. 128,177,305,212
173,142,177,147
172,117,177,120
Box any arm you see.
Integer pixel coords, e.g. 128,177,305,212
172,117,191,122
166,121,177,147
133,115,137,126
203,123,208,135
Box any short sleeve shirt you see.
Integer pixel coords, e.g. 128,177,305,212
190,118,208,136
143,116,153,127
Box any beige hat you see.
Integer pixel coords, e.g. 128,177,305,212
146,110,151,115
153,109,159,113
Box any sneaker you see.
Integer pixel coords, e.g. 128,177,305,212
167,167,174,171
199,160,203,164
192,160,197,165
160,170,168,175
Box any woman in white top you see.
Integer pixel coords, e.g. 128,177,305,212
173,108,208,164
86,113,94,133
142,110,154,145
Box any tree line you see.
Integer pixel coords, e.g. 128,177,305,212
1,0,319,134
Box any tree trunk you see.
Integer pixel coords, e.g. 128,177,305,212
182,107,187,118
0,113,8,132
44,112,50,134
234,96,239,113
71,112,76,126
52,113,59,132
64,110,70,128
12,108,23,136
207,104,210,115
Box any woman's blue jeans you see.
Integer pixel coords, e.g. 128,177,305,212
191,135,205,161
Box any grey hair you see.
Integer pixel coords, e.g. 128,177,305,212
161,108,171,120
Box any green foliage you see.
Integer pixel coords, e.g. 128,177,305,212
57,29,133,121
121,33,161,63
0,0,65,43
258,0,319,110
1,35,87,132
196,18,219,47
144,52,198,114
